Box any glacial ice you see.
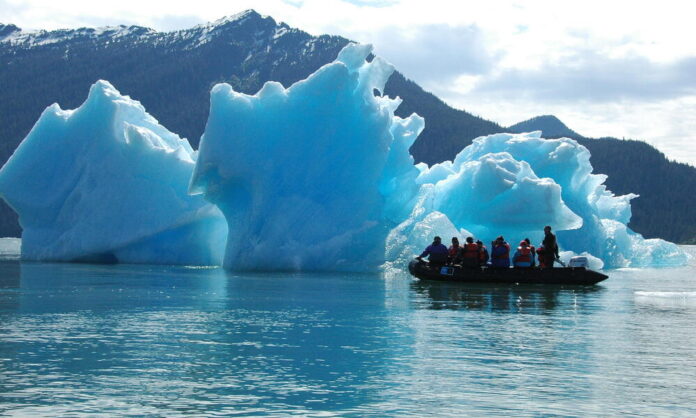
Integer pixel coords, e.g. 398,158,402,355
419,131,686,268
190,44,423,270
193,43,686,270
0,43,687,270
0,81,227,265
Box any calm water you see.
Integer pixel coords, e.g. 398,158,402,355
1,240,695,416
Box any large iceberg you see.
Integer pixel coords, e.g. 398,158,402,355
0,44,687,270
190,44,423,271
408,132,687,268
0,81,227,265
192,43,686,270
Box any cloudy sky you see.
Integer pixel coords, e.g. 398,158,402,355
4,0,696,165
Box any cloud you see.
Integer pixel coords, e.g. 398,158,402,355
356,23,500,85
338,0,398,7
150,14,205,32
0,0,29,26
471,50,696,103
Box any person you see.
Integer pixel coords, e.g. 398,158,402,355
417,236,449,268
490,236,510,268
512,240,534,268
476,240,489,266
447,237,461,265
536,245,547,268
524,237,536,267
540,225,559,268
460,236,480,267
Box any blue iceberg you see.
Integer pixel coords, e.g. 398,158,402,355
408,131,686,268
0,44,687,270
190,44,423,271
193,43,686,270
0,81,227,265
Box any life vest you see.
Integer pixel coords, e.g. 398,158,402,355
479,246,489,262
492,243,510,259
462,243,479,259
448,245,460,257
515,246,531,263
536,246,547,267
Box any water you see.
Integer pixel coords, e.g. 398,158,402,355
1,239,695,416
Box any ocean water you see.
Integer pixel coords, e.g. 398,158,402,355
0,239,694,416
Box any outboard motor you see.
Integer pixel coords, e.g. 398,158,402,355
568,256,588,268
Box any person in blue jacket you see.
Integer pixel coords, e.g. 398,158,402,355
490,236,511,268
417,236,449,268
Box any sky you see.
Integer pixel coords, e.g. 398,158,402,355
3,0,696,165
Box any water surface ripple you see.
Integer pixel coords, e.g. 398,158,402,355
1,246,695,416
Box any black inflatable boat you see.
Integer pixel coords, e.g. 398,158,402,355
408,259,608,285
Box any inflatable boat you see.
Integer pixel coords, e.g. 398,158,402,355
408,259,608,285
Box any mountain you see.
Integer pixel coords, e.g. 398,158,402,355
508,115,581,138
0,24,20,39
1,10,694,243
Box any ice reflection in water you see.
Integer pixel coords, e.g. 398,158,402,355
1,249,696,416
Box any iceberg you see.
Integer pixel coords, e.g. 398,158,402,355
0,43,686,270
0,81,227,265
192,43,686,270
191,44,422,271
415,131,686,268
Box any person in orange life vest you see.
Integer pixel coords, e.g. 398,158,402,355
524,237,536,267
512,240,534,268
460,236,481,268
447,237,461,265
536,245,548,268
476,240,489,266
490,236,511,268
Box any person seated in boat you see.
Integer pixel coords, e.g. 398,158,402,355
447,237,461,265
460,236,481,268
540,225,560,268
512,240,534,268
536,245,548,268
476,240,489,266
417,236,449,268
524,238,536,267
490,236,511,268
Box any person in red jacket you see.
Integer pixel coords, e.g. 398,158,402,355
460,236,481,267
524,237,536,267
476,240,489,266
447,237,461,265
